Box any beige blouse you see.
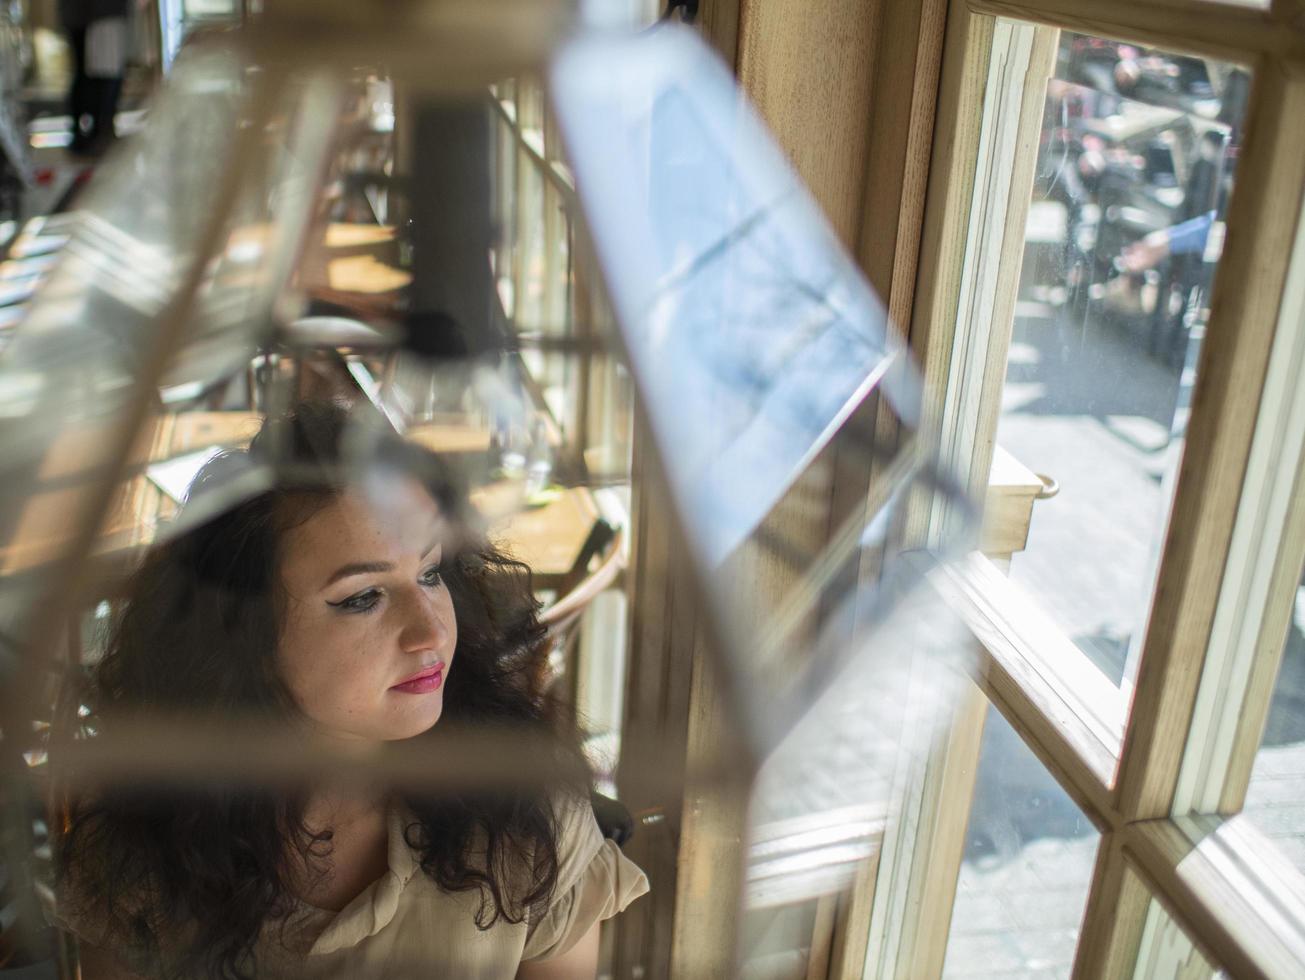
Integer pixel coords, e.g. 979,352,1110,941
58,797,649,979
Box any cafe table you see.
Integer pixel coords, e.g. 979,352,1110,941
1,411,600,593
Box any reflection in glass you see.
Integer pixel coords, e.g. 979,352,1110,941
738,898,835,980
1245,571,1305,874
943,705,1097,978
993,30,1247,691
552,22,962,726
553,24,975,913
552,27,920,572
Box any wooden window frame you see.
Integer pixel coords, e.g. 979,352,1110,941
576,0,1305,975
877,0,1305,976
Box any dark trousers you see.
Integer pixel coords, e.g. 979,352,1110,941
66,25,123,150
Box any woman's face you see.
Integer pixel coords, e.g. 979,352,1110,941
276,478,458,743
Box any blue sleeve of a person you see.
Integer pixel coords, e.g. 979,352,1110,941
1166,210,1216,257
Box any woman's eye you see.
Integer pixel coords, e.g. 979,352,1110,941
419,565,444,589
329,589,383,614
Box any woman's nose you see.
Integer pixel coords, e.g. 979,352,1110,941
397,590,450,654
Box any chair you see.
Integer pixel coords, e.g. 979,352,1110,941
538,518,623,637
246,314,401,417
535,518,632,846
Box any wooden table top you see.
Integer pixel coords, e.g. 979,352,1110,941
298,222,410,315
1,412,596,586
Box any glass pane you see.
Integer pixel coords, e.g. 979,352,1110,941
1244,569,1305,874
994,30,1248,692
943,705,1098,978
1132,894,1226,979
739,898,836,980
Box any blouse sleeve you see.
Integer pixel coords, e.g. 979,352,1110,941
521,794,650,961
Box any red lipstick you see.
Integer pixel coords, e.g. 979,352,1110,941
391,663,444,694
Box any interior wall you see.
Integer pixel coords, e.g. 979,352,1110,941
733,0,882,250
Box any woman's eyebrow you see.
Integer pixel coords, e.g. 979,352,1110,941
321,539,443,589
323,561,394,588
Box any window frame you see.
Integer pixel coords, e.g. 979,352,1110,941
872,0,1305,975
577,0,1305,974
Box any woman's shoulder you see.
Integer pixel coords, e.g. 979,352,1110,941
548,790,606,888
520,792,650,962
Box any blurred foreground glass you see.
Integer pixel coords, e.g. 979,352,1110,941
553,25,978,915
992,30,1247,696
942,703,1097,978
0,40,334,633
0,13,977,975
552,21,971,744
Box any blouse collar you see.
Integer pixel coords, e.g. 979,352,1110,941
308,805,420,956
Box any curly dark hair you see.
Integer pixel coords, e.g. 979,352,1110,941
56,400,590,979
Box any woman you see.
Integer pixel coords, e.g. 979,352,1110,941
55,401,648,979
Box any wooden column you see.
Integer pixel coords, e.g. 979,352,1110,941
613,0,959,974
735,0,882,251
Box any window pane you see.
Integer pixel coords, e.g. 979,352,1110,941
1244,569,1305,874
943,705,1098,978
739,898,837,980
994,31,1248,692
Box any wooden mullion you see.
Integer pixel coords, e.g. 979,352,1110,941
1219,435,1305,813
1117,60,1305,821
951,21,1056,501
827,845,883,979
876,0,950,343
903,0,994,546
860,7,1048,979
849,0,950,604
611,417,691,980
815,0,954,963
889,683,990,979
670,649,749,979
1124,816,1305,979
805,894,839,980
1169,189,1305,816
856,0,941,312
967,0,1302,65
905,9,1052,533
926,555,1121,824
1167,166,1305,817
1072,834,1151,978
861,678,988,977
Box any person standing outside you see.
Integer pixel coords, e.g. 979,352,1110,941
59,0,129,156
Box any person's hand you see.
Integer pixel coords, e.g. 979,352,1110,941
1119,230,1171,273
